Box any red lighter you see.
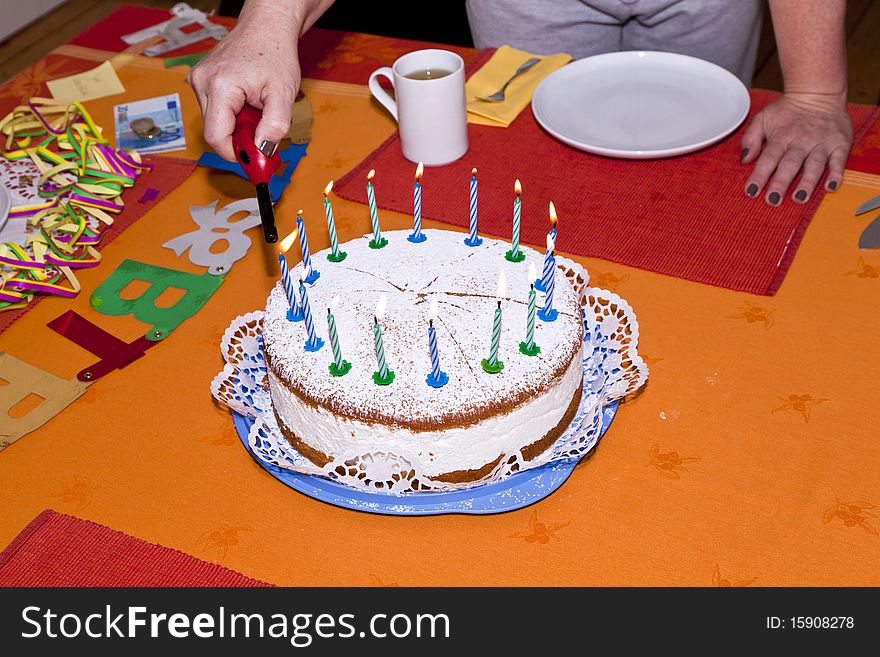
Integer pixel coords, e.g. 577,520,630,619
232,104,281,243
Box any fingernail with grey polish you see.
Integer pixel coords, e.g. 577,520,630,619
794,189,808,202
768,191,781,206
828,181,838,191
746,183,759,197
740,148,749,163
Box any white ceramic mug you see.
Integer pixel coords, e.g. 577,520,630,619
368,49,468,166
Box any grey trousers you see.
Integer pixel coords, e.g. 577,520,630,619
465,0,765,84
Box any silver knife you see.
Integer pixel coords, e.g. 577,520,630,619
855,193,880,216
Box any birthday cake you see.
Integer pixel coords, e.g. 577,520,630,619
261,228,584,484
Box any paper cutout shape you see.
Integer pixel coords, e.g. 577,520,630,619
197,142,307,203
46,61,126,102
0,352,89,444
162,199,261,275
121,2,228,56
855,194,880,216
90,259,224,341
859,214,880,249
47,310,158,382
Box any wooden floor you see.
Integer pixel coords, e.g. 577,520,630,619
1,0,878,104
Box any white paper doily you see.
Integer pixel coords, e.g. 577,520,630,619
211,258,647,494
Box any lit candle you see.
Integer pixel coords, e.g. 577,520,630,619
372,293,394,385
366,169,387,249
426,293,449,387
505,179,525,262
481,270,506,374
520,263,541,355
279,229,303,322
464,168,482,247
326,295,351,376
299,267,324,351
537,234,558,322
323,181,347,263
408,161,427,243
296,210,320,284
535,202,557,292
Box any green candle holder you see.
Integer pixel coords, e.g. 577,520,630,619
372,369,395,385
327,250,348,263
481,358,505,374
505,248,526,263
369,237,388,250
329,360,352,377
519,341,541,357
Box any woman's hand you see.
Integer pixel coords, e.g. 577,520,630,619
740,92,852,206
187,2,301,161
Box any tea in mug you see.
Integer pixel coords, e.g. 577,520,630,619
404,68,453,80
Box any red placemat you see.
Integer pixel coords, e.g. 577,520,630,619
0,156,197,336
0,510,270,586
335,92,880,296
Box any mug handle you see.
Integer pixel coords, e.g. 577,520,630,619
368,67,397,121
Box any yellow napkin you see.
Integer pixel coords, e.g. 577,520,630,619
466,46,571,127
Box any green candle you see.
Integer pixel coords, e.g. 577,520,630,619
506,179,526,263
366,169,387,249
372,293,394,384
520,263,541,356
327,295,351,376
482,270,506,373
324,181,346,262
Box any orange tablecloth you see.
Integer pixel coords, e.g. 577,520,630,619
1,20,879,587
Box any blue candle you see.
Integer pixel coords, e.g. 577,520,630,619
408,161,427,243
426,293,448,387
464,168,482,247
299,268,324,351
279,231,303,321
537,236,558,322
296,210,320,284
537,230,555,292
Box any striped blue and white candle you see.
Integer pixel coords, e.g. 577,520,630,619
465,168,480,245
278,230,301,317
412,161,424,240
428,294,441,380
323,180,341,259
296,210,313,274
539,230,556,291
549,200,558,241
543,250,556,317
373,293,390,380
300,269,321,350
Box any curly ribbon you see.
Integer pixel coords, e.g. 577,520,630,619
0,98,150,311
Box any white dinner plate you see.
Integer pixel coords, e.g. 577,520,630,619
531,51,750,159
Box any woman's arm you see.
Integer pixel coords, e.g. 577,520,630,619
188,0,335,160
740,0,852,205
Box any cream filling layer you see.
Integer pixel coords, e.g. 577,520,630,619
268,344,583,478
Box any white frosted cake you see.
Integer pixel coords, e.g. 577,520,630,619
262,229,584,484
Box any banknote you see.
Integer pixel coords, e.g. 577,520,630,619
114,93,186,154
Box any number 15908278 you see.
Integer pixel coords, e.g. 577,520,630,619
766,617,855,629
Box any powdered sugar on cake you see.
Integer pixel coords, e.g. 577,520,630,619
262,229,582,428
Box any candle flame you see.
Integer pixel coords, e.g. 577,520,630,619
279,229,298,254
496,269,507,302
528,262,536,281
375,293,388,321
415,161,424,181
329,295,340,313
323,180,333,196
549,201,557,227
514,179,522,195
546,232,555,252
297,209,304,219
367,169,375,181
471,167,477,176
429,293,439,321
